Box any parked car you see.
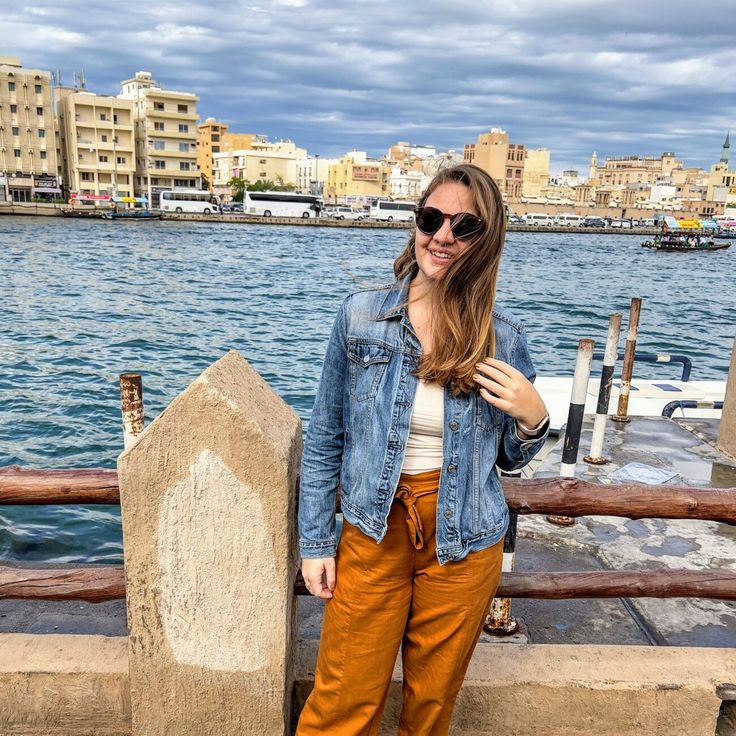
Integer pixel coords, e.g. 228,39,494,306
582,216,607,228
507,213,524,224
610,218,633,229
523,213,555,226
329,206,365,221
555,213,585,227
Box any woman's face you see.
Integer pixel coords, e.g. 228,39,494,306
413,181,479,284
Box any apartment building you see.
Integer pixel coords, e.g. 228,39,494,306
463,129,525,201
296,156,332,195
326,152,390,201
118,71,199,205
212,146,305,201
522,149,550,199
0,56,60,201
56,89,135,198
197,118,228,191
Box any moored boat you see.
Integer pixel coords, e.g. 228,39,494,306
101,209,162,220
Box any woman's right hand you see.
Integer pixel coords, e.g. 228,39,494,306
302,557,336,599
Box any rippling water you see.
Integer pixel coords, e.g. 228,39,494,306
1,216,734,563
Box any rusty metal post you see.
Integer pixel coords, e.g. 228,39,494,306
612,298,642,423
485,482,519,636
120,373,144,448
585,313,622,464
548,338,595,526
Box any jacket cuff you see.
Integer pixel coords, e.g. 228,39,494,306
299,540,337,559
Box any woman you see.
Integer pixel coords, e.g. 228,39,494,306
298,164,549,735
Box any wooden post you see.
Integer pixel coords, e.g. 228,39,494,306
717,337,736,461
117,351,302,735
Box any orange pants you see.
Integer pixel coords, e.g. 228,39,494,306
297,469,504,735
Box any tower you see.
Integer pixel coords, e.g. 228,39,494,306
720,133,730,165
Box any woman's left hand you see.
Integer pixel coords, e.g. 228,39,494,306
473,358,547,427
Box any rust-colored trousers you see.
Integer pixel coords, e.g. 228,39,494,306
297,469,504,735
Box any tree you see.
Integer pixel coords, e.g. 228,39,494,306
228,176,246,202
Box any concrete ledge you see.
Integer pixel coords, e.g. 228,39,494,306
2,634,733,735
0,633,130,735
296,640,736,735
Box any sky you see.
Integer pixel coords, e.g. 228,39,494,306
4,0,736,174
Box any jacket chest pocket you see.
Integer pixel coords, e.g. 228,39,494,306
474,394,503,432
348,340,392,402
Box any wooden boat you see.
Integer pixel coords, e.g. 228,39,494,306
641,233,731,252
101,209,162,220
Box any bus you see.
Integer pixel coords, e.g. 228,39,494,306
159,189,220,214
244,191,321,218
369,200,416,222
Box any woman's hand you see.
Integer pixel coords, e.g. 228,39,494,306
302,557,336,599
473,358,547,428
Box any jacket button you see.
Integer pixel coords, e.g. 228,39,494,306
449,421,459,431
444,509,453,519
447,464,456,474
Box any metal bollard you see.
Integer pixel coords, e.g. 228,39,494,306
484,486,519,635
120,373,144,449
548,338,595,526
612,298,642,423
584,313,622,464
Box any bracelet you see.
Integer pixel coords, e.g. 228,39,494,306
516,412,550,436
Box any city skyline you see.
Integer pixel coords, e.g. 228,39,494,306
4,0,735,173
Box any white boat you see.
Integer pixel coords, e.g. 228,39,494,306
536,377,725,433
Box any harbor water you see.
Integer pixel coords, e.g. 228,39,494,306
1,216,734,564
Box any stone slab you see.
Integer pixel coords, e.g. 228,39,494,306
295,640,736,735
0,633,130,735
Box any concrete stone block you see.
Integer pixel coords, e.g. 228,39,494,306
717,337,736,461
118,350,302,735
0,633,130,735
295,640,736,735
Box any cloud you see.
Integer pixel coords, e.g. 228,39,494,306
3,0,734,173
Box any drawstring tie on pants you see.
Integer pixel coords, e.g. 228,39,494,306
394,471,440,550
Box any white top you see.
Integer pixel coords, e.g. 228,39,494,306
401,380,445,474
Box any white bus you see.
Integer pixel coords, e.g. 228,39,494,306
369,200,416,222
159,189,220,214
244,191,320,218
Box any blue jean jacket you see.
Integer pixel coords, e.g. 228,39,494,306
299,278,548,565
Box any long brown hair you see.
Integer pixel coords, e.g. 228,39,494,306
393,164,506,395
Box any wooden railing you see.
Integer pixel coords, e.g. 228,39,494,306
2,466,735,603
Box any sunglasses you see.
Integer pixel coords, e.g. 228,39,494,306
414,206,484,241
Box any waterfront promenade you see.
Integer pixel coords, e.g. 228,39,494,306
0,200,661,235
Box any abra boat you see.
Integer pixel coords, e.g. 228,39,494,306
642,216,730,251
641,234,731,253
101,209,162,220
641,235,731,252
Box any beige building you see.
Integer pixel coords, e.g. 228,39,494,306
0,56,60,201
223,132,259,152
463,129,525,201
522,149,550,198
118,71,199,204
56,89,135,199
212,147,305,201
588,151,682,187
197,118,228,191
326,152,390,201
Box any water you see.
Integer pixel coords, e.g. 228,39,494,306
1,217,734,563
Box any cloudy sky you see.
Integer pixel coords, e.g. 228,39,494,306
4,0,735,173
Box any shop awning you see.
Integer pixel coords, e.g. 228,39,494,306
112,196,148,204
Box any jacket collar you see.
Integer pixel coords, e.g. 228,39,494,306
376,275,412,321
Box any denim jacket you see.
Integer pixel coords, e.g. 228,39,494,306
299,278,548,565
